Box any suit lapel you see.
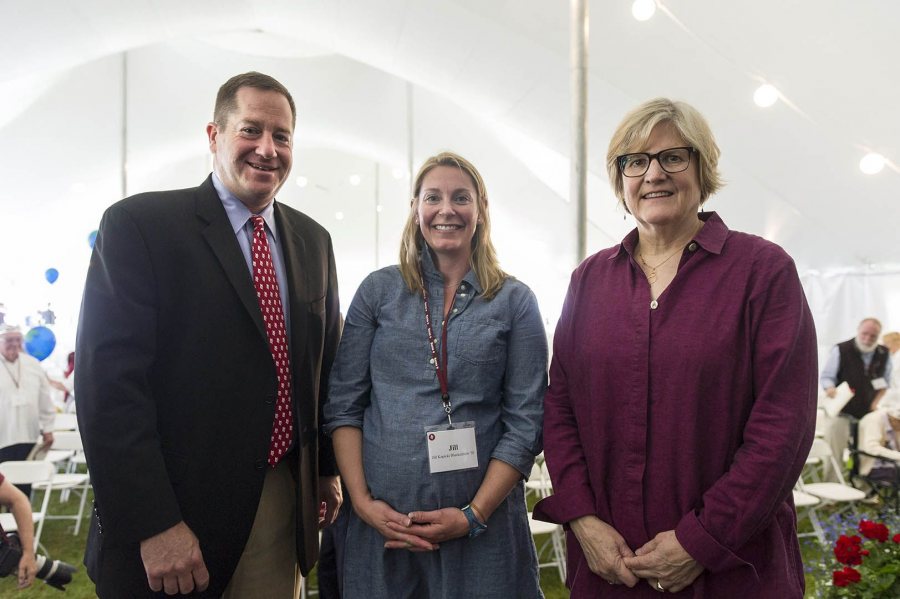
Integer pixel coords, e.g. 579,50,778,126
195,177,267,341
274,203,309,360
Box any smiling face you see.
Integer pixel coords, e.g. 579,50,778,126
1,332,23,362
622,121,702,232
207,86,294,212
416,165,480,263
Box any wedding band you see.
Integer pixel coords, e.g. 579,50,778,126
656,580,666,592
607,579,614,585
405,541,412,548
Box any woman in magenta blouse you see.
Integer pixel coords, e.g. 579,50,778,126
534,99,818,597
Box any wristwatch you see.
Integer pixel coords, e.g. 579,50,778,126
461,504,487,538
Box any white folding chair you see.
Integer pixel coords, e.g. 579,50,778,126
33,430,91,534
529,513,566,583
52,413,78,431
802,454,824,483
799,438,866,515
793,487,825,545
814,407,828,439
524,453,566,581
0,460,56,551
525,459,553,500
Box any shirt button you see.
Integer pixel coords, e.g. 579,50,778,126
688,242,698,252
453,308,458,313
429,358,435,364
460,284,467,291
650,300,659,310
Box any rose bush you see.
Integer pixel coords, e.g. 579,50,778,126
824,519,900,598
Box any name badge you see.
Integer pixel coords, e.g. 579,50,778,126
872,377,888,391
425,421,478,474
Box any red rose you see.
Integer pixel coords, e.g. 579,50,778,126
834,534,864,565
861,549,870,556
833,570,848,587
893,533,900,544
843,567,861,584
859,519,890,542
833,566,862,587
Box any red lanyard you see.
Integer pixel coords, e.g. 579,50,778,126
422,284,457,424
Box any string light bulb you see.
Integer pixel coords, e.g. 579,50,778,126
632,0,656,21
859,152,885,175
753,84,779,108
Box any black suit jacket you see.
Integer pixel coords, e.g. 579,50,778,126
76,176,340,597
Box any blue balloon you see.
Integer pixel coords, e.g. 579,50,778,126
45,268,59,284
88,230,98,249
25,326,56,361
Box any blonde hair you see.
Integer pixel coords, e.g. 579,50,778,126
399,152,507,300
606,98,724,211
882,331,900,350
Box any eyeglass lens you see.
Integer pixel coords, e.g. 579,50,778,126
619,147,692,177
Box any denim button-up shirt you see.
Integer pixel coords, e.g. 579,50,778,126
324,249,548,598
325,248,546,489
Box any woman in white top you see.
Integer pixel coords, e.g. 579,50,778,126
884,332,900,390
858,389,900,481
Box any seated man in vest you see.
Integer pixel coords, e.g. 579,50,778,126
820,317,892,480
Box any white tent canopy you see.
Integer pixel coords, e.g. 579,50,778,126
1,0,899,363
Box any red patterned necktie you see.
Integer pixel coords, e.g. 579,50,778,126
250,215,293,467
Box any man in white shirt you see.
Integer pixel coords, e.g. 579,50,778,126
0,325,55,494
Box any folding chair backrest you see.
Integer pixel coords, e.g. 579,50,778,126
808,438,849,484
0,460,56,551
51,431,85,452
53,413,78,431
0,460,55,484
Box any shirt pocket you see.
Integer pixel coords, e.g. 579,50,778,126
453,317,508,366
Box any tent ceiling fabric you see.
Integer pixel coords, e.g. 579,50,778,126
2,0,899,274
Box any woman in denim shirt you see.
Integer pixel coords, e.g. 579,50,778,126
325,152,548,598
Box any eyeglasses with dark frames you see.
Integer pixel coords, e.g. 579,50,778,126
617,146,696,178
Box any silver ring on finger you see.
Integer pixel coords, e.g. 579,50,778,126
656,580,666,592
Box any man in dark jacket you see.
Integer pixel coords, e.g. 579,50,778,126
77,72,342,598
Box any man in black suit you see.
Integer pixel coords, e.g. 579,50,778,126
77,72,342,598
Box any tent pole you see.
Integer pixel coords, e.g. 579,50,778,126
571,0,588,263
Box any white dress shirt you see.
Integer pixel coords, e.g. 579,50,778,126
0,353,55,447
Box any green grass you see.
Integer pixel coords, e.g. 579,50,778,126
0,487,96,598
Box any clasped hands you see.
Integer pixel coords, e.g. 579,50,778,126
354,495,470,551
571,515,703,593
